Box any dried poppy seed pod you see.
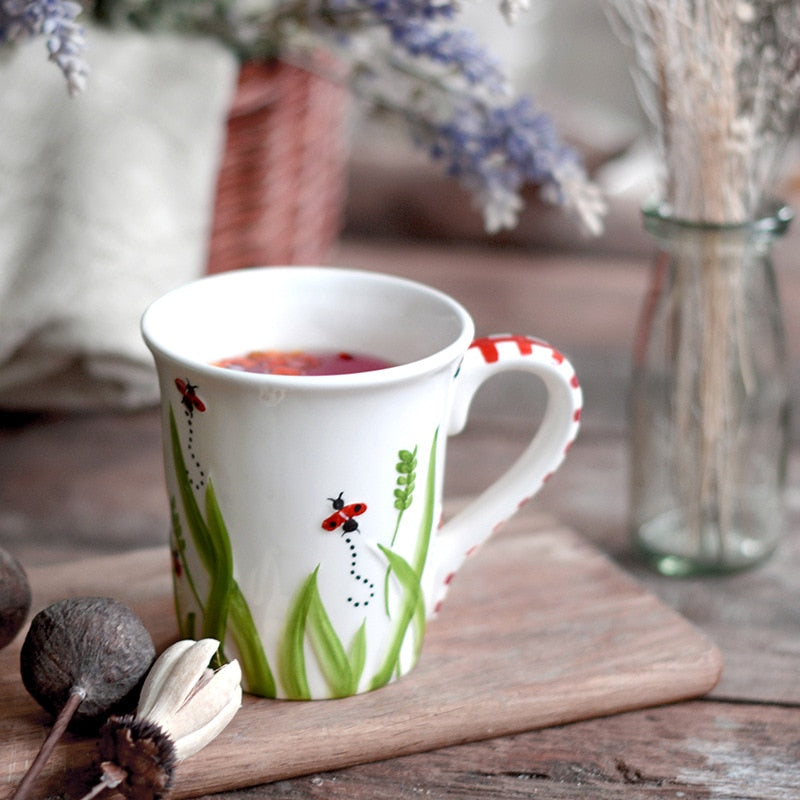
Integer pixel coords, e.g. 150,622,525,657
20,596,156,731
95,639,242,800
0,546,31,650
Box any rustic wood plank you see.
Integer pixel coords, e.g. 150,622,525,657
449,426,800,707
0,512,720,799
196,700,800,799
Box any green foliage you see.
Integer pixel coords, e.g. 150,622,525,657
370,546,426,690
374,427,439,685
391,445,417,545
169,406,276,696
394,447,417,506
279,567,367,699
169,495,201,639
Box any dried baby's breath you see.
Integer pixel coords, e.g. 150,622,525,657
607,0,800,223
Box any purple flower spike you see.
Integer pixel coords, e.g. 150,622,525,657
0,0,89,93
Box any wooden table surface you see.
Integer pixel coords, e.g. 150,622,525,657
3,231,800,798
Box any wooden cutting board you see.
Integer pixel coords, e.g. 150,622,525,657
1,512,722,799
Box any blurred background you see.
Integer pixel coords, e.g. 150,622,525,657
2,0,800,566
346,0,652,252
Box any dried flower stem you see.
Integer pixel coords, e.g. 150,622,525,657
672,235,738,557
610,0,800,562
609,0,800,221
77,764,127,800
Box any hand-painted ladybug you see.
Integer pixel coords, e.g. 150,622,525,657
175,377,206,413
322,492,367,534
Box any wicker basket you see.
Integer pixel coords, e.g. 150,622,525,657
207,60,349,273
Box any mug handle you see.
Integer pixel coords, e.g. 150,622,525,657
430,334,582,614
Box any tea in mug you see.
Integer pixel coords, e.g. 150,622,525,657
213,349,396,376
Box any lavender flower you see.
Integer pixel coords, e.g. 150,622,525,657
383,21,506,93
0,0,88,94
0,0,605,233
358,0,458,21
332,0,603,235
308,0,604,231
424,96,605,233
324,0,505,91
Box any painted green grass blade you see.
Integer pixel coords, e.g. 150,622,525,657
169,408,215,570
203,480,235,646
373,428,438,689
228,583,276,697
169,497,204,638
170,499,203,610
385,438,430,614
307,581,357,697
370,545,425,690
348,620,367,690
412,427,439,576
405,425,439,662
279,567,318,699
170,405,276,696
171,410,233,646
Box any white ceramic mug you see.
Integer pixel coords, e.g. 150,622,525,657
141,267,582,699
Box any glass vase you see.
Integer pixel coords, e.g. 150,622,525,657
630,203,792,575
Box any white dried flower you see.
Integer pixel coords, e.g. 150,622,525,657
86,639,242,800
136,638,242,761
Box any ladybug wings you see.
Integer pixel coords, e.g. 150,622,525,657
175,378,206,413
322,502,367,531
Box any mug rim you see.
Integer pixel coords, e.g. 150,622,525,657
141,266,475,388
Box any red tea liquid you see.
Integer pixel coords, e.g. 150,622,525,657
213,349,396,376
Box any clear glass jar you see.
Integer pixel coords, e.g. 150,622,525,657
630,203,792,575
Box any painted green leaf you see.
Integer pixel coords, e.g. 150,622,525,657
170,410,233,648
370,544,425,690
203,480,235,648
169,405,276,696
169,409,215,570
228,585,276,697
412,428,439,577
279,567,318,700
307,581,357,698
280,566,364,698
348,620,367,688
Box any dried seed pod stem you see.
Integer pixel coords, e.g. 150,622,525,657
79,762,128,800
10,689,85,800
